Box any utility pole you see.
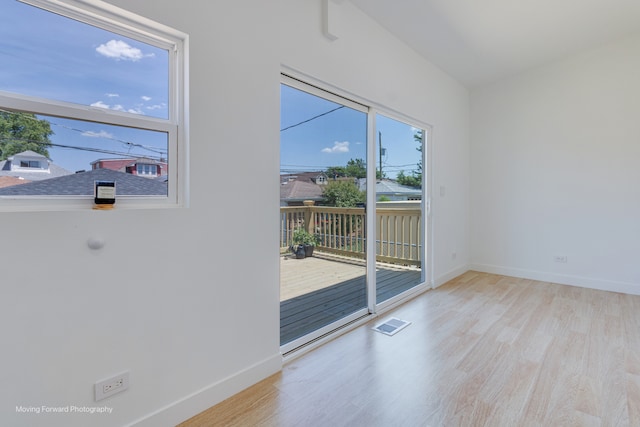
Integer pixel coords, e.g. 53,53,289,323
378,131,383,178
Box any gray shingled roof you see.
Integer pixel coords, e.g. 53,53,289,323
357,178,422,196
0,168,167,196
280,180,324,202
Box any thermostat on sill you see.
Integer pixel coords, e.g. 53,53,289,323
94,180,115,209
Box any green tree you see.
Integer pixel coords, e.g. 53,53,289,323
325,165,346,178
396,129,423,188
0,111,54,160
345,158,366,178
326,158,384,179
326,158,366,178
322,180,365,207
396,170,421,188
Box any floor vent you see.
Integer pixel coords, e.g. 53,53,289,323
373,317,411,336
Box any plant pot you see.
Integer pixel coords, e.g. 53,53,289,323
304,244,314,257
294,244,306,259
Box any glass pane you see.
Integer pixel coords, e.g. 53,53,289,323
0,1,169,119
0,111,168,197
280,83,367,346
375,114,424,304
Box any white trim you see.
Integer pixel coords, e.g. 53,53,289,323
280,308,369,355
470,263,640,295
366,108,377,312
281,74,368,114
281,65,435,129
434,264,470,288
0,92,175,131
20,0,185,50
424,126,434,287
126,353,282,427
283,314,373,363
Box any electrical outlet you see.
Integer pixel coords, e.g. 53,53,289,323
553,255,568,263
95,371,129,401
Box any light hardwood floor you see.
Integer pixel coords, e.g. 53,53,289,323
179,271,640,426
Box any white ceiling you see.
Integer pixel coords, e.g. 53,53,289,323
350,0,640,88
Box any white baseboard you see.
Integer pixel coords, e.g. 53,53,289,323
470,263,640,295
127,353,282,427
434,264,470,288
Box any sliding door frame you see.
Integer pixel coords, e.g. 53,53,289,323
280,69,434,354
280,74,370,355
370,108,433,313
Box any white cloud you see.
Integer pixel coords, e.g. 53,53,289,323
322,141,350,154
141,96,152,101
146,103,166,110
82,130,113,138
96,40,154,61
90,101,109,109
90,101,144,115
106,93,119,98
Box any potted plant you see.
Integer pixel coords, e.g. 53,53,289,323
291,227,319,258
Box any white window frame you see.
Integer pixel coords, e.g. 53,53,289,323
0,0,189,211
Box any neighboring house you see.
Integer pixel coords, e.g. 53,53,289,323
280,179,325,206
280,172,420,205
280,171,328,206
281,171,328,185
0,168,167,196
357,178,422,201
0,150,72,181
91,157,168,178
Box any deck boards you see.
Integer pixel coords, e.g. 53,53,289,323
280,258,422,344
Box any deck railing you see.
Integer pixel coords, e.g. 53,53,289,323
280,202,421,266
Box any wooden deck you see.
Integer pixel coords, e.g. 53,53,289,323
280,253,422,345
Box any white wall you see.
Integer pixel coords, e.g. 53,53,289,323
470,34,640,293
2,1,281,427
280,0,471,285
2,1,471,426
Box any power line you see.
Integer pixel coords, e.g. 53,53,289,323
0,137,166,162
280,105,345,132
0,108,167,156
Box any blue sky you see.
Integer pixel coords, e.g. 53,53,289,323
0,1,422,176
0,0,168,172
281,84,423,179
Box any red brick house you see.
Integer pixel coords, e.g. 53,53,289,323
91,157,168,178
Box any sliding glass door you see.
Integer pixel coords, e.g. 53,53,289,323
280,77,369,352
279,75,430,353
374,114,426,306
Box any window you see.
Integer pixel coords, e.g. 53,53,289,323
20,161,42,169
0,0,188,208
136,164,158,176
